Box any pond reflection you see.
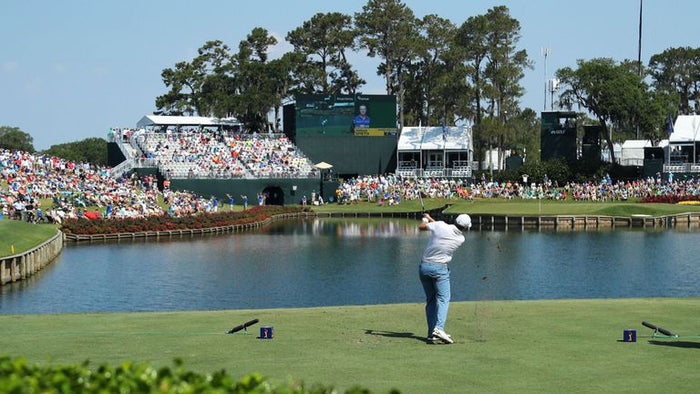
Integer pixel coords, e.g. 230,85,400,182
1,218,698,314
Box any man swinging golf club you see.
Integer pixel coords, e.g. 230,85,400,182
418,212,471,344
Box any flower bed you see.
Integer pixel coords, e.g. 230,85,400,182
638,195,700,204
61,206,306,235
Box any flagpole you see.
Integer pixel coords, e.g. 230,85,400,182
637,0,643,77
419,121,423,178
693,116,696,168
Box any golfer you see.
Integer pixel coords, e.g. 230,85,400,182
353,105,371,129
418,212,471,344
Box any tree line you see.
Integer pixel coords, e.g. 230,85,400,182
154,1,539,165
155,0,700,167
0,126,107,166
3,1,698,169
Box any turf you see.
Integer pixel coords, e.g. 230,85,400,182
0,220,58,257
442,199,700,217
312,198,700,217
0,299,698,393
311,198,450,213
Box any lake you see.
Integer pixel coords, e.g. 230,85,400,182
1,218,698,314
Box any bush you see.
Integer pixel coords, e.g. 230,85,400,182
61,206,306,235
0,356,378,393
638,195,700,204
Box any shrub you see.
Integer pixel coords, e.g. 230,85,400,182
61,206,305,235
638,195,700,204
0,356,377,393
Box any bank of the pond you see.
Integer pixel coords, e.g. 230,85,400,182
1,298,698,393
62,211,317,242
0,229,62,285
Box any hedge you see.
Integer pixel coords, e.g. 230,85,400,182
638,195,700,204
60,206,307,235
0,356,385,393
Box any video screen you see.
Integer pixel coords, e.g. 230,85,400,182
295,94,397,137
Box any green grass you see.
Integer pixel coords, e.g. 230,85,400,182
312,198,700,217
312,198,451,213
439,199,700,217
0,299,698,393
0,220,58,257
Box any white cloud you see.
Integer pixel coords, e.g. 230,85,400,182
2,61,19,71
268,31,294,59
54,63,66,74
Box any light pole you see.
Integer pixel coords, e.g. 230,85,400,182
541,47,551,111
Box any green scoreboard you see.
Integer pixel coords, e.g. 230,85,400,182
294,94,397,136
284,94,398,176
541,111,577,162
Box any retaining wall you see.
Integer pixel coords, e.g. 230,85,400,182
63,210,700,242
1,231,63,286
63,212,318,242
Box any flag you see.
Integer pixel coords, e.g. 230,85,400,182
667,114,674,133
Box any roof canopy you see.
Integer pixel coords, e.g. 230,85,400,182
621,140,651,149
621,139,650,162
136,115,241,128
670,115,700,143
398,126,472,152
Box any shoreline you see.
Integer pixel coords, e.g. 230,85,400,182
4,209,698,286
63,209,700,243
0,230,63,285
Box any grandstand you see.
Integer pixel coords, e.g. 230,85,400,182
107,115,327,205
396,125,474,178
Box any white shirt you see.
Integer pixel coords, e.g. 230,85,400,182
421,221,465,264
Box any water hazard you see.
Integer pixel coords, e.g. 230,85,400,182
1,218,699,314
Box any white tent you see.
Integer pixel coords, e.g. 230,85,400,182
620,140,651,166
396,126,473,176
397,126,472,151
670,115,700,143
667,115,700,166
136,115,241,128
397,126,423,152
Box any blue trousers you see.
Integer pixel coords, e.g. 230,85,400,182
419,262,451,337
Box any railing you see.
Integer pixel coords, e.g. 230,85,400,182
110,159,135,178
663,163,700,173
396,167,473,178
620,159,644,167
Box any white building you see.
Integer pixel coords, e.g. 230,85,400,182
396,125,474,178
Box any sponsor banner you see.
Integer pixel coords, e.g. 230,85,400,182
354,128,395,137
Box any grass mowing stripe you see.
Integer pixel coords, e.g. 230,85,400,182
7,331,227,337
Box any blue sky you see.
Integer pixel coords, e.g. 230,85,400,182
2,0,698,149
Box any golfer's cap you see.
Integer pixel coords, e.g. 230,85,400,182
456,214,472,229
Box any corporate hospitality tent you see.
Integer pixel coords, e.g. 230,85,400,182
397,125,473,177
136,115,242,129
667,115,700,166
620,140,651,166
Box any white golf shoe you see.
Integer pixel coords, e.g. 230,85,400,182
432,328,454,344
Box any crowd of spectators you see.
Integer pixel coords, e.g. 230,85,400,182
126,128,317,180
0,149,220,223
6,144,700,226
335,173,700,205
